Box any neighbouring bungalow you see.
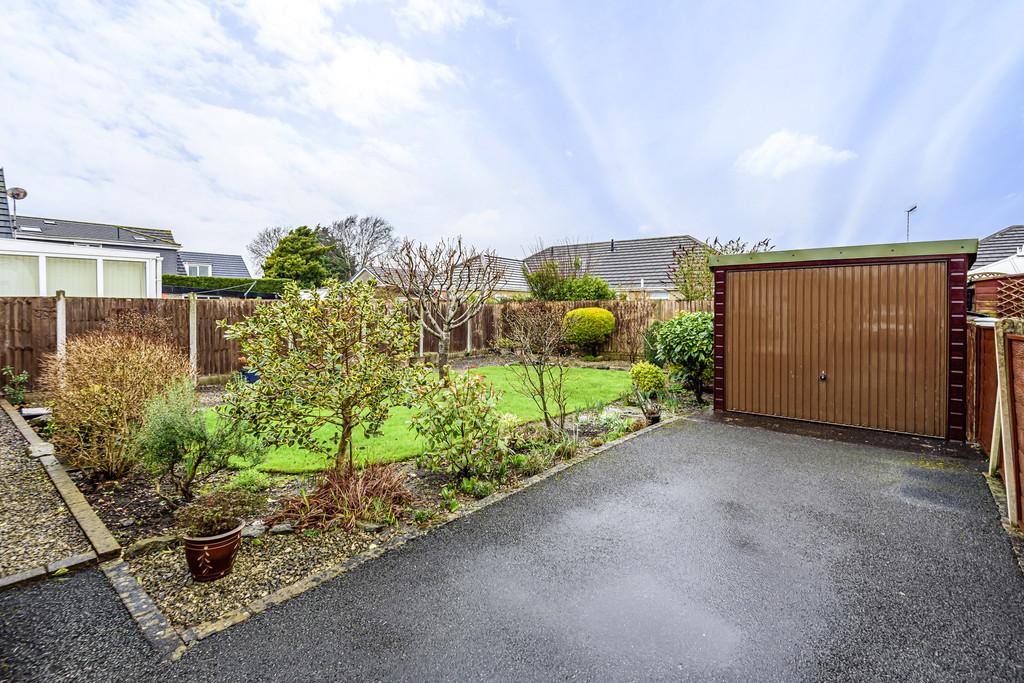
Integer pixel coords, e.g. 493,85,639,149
0,167,252,298
522,234,706,300
352,235,706,300
349,255,530,300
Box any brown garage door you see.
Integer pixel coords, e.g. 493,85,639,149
724,262,948,437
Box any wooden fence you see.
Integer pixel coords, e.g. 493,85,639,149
421,299,711,357
0,295,267,386
1,295,710,387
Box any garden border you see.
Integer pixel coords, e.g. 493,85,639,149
0,399,120,591
166,413,687,660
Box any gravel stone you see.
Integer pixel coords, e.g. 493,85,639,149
241,521,266,538
268,523,292,535
0,410,91,578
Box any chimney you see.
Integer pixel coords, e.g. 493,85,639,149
610,238,615,252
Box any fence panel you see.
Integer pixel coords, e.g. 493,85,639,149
0,297,56,387
0,295,712,386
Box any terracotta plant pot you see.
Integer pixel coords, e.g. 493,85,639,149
183,523,244,582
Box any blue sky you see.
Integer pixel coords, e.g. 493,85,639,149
1,1,1022,265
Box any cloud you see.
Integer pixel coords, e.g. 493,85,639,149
735,130,856,179
395,0,504,34
300,37,458,127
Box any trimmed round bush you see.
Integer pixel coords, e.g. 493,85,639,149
630,361,666,395
563,307,616,353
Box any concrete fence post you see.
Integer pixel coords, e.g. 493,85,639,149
55,290,66,358
188,293,198,381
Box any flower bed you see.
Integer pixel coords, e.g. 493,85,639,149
51,391,701,631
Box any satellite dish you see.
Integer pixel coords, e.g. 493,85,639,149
7,188,27,200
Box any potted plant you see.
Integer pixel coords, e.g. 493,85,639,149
238,356,259,383
629,361,667,425
175,489,263,582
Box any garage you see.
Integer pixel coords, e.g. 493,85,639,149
709,240,977,440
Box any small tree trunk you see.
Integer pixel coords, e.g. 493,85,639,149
694,378,704,405
336,400,355,472
537,366,552,431
437,330,451,379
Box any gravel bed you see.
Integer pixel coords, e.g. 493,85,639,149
129,526,382,628
0,411,91,578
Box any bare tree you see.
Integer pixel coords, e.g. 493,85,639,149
379,237,506,377
502,304,571,432
667,236,773,302
319,215,397,279
247,226,288,276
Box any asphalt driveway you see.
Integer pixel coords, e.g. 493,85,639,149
3,418,1024,681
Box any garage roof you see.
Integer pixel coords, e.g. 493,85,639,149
709,239,978,268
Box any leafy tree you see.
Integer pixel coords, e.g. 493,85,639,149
655,312,714,403
246,226,288,276
318,215,397,280
523,261,563,301
667,237,773,301
379,237,506,378
221,279,424,472
262,226,331,287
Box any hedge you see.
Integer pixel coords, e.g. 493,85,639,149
161,275,293,296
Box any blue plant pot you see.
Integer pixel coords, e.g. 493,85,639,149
241,368,259,384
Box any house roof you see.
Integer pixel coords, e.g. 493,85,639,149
12,215,180,248
975,225,1024,269
354,254,530,293
523,234,704,290
0,168,12,239
710,238,978,268
177,251,251,278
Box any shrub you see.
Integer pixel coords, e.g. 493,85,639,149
630,361,666,416
518,449,552,477
133,379,264,503
267,464,411,531
656,312,714,403
39,330,192,478
1,366,30,406
161,275,292,297
411,372,507,479
459,476,495,499
524,261,615,301
630,361,666,395
175,489,264,538
556,273,615,301
226,468,270,493
563,307,616,354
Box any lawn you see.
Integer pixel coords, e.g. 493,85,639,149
220,365,632,474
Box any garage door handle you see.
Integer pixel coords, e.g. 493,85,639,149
819,371,827,381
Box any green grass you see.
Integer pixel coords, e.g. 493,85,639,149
217,365,630,474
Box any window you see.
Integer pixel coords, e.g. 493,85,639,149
46,257,97,296
0,255,40,296
186,263,212,277
104,260,146,298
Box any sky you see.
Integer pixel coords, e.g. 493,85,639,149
1,0,1022,270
